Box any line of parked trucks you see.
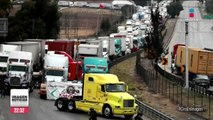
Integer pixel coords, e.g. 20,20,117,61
0,37,139,118
170,44,213,87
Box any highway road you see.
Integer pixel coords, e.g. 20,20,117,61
165,1,213,70
0,89,138,120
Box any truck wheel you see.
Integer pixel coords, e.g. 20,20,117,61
67,100,76,112
56,99,66,111
124,115,134,119
102,105,113,118
40,94,46,99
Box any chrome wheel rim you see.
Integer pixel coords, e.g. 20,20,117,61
57,100,63,108
68,101,73,110
104,107,110,116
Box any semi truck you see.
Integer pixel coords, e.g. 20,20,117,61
4,41,44,88
5,51,34,92
40,52,69,99
174,46,213,83
45,40,83,80
55,57,137,119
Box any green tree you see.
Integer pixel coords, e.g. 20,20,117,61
167,2,183,18
7,0,60,41
206,0,213,14
0,0,12,17
100,18,111,32
144,7,163,61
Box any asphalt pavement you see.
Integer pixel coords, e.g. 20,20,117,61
0,89,150,120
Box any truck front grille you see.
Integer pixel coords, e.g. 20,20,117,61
10,77,20,86
123,100,134,107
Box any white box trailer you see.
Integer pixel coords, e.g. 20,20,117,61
78,44,102,59
24,39,46,61
46,81,82,100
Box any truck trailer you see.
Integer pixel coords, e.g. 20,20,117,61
174,46,213,81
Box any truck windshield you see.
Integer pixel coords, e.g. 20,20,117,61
106,84,126,92
46,70,64,76
9,65,27,72
0,57,8,62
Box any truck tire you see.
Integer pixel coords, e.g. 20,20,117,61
67,100,76,112
124,115,134,119
102,105,113,118
40,94,46,99
56,99,66,111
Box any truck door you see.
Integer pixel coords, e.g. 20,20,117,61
97,85,107,102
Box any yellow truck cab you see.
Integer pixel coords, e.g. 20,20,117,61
55,57,137,119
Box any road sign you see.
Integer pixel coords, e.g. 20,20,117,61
161,58,168,65
181,65,185,73
189,8,194,18
189,13,194,18
189,8,194,13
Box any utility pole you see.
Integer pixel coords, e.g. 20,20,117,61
185,21,189,88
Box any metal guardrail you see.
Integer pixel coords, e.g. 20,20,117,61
155,64,212,96
155,64,185,86
108,50,175,120
136,99,175,120
108,49,143,69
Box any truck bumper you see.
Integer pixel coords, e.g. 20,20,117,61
113,108,136,115
5,84,30,90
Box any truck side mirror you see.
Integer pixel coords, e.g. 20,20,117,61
126,85,128,91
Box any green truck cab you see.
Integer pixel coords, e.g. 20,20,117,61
55,57,137,119
114,38,122,57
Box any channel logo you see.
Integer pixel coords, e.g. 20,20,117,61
10,89,29,114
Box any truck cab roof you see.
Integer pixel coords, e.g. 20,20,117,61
85,73,125,84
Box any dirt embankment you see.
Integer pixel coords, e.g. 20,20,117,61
59,7,122,39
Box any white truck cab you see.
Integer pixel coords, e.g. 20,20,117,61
5,51,34,92
44,53,69,82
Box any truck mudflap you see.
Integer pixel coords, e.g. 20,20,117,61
113,108,136,115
